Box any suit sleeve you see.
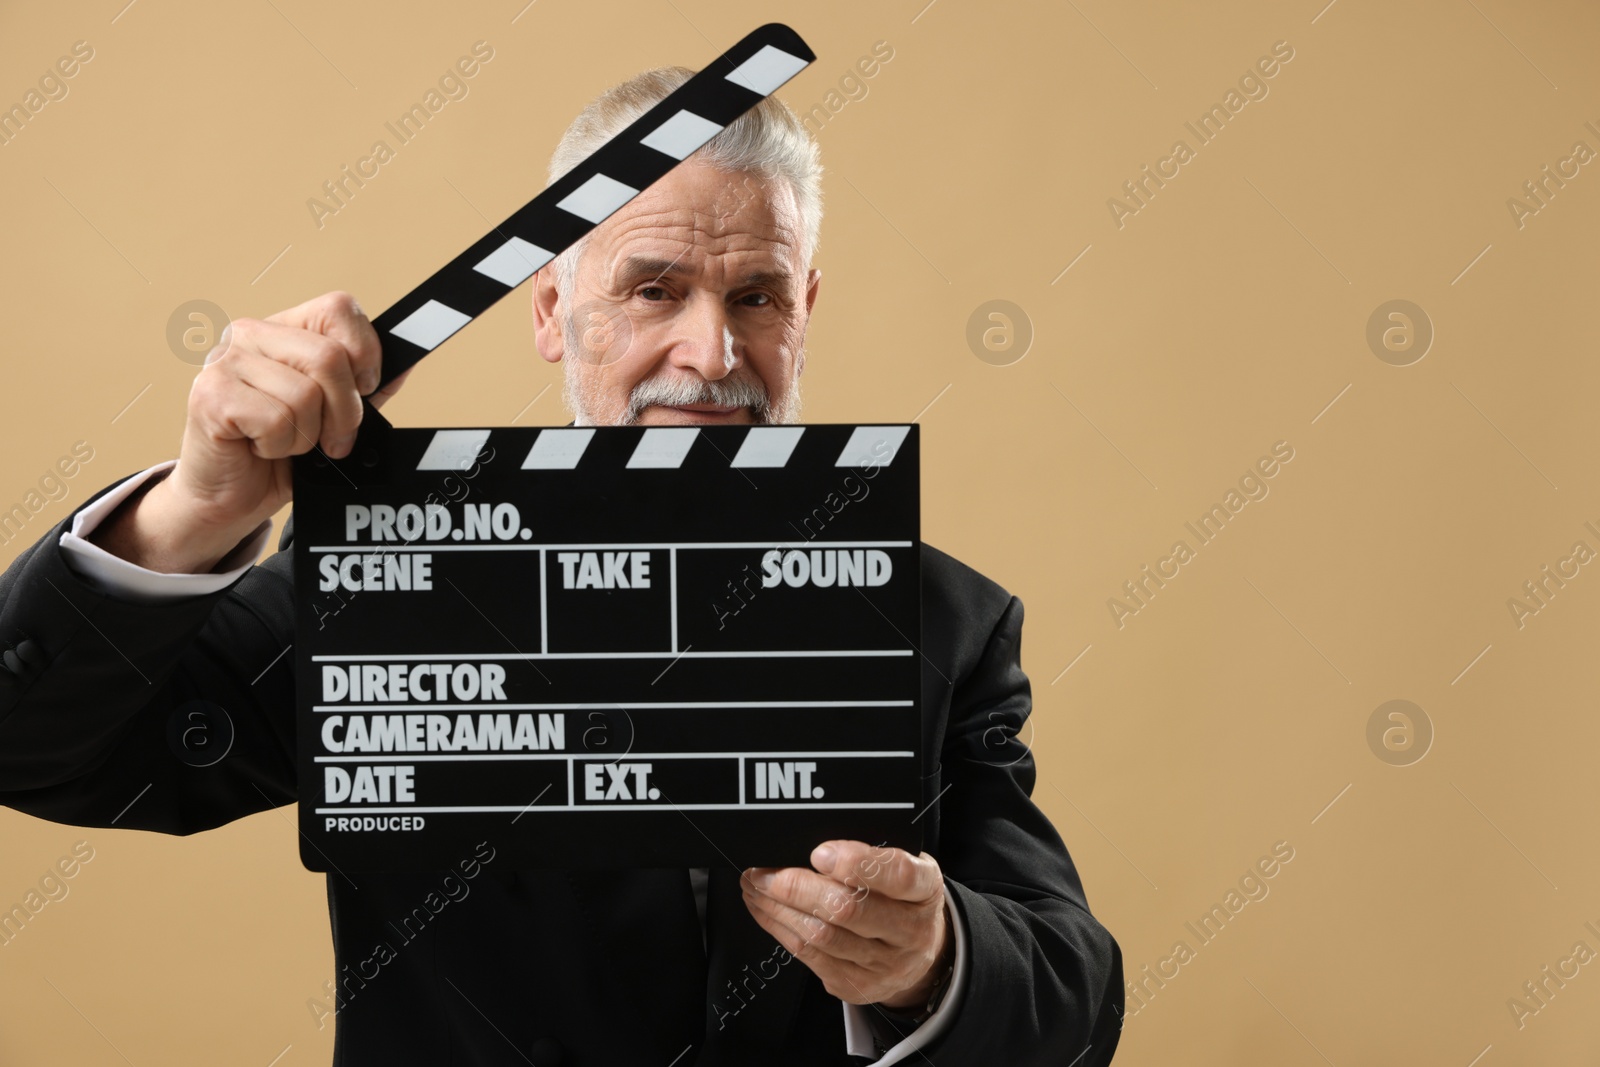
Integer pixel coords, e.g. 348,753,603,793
917,594,1126,1066
0,475,299,835
57,461,273,602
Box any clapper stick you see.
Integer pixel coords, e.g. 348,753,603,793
363,23,814,400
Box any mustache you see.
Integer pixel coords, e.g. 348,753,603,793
625,373,770,423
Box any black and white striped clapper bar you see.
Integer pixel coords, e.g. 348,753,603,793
367,22,818,394
290,25,926,872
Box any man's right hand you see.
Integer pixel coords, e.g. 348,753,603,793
91,291,412,575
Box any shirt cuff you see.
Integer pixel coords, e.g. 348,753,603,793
57,460,273,603
841,876,969,1064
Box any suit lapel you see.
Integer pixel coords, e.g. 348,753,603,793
699,866,809,1060
563,868,707,1060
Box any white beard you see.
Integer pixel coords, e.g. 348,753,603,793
559,311,804,426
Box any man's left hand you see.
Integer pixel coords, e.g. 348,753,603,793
742,841,950,1011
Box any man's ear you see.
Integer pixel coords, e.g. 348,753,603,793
804,266,822,318
797,267,821,377
532,266,564,364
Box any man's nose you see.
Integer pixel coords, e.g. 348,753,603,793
665,293,742,380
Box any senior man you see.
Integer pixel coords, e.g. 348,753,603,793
0,66,1122,1065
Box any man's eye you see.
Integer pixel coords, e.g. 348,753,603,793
638,286,667,301
740,292,771,307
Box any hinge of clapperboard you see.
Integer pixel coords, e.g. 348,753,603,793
297,23,816,487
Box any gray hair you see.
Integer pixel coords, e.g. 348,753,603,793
545,65,823,305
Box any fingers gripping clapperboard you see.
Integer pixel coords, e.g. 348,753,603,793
291,24,923,872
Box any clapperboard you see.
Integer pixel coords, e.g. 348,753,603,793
291,24,925,872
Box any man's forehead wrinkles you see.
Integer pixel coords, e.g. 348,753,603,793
599,222,797,274
583,171,804,292
619,251,691,285
610,251,796,290
603,205,790,246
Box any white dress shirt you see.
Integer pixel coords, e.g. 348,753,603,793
59,460,969,1063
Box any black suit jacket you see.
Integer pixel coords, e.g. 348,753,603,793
0,474,1123,1066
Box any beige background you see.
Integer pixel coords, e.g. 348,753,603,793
1,0,1597,1063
